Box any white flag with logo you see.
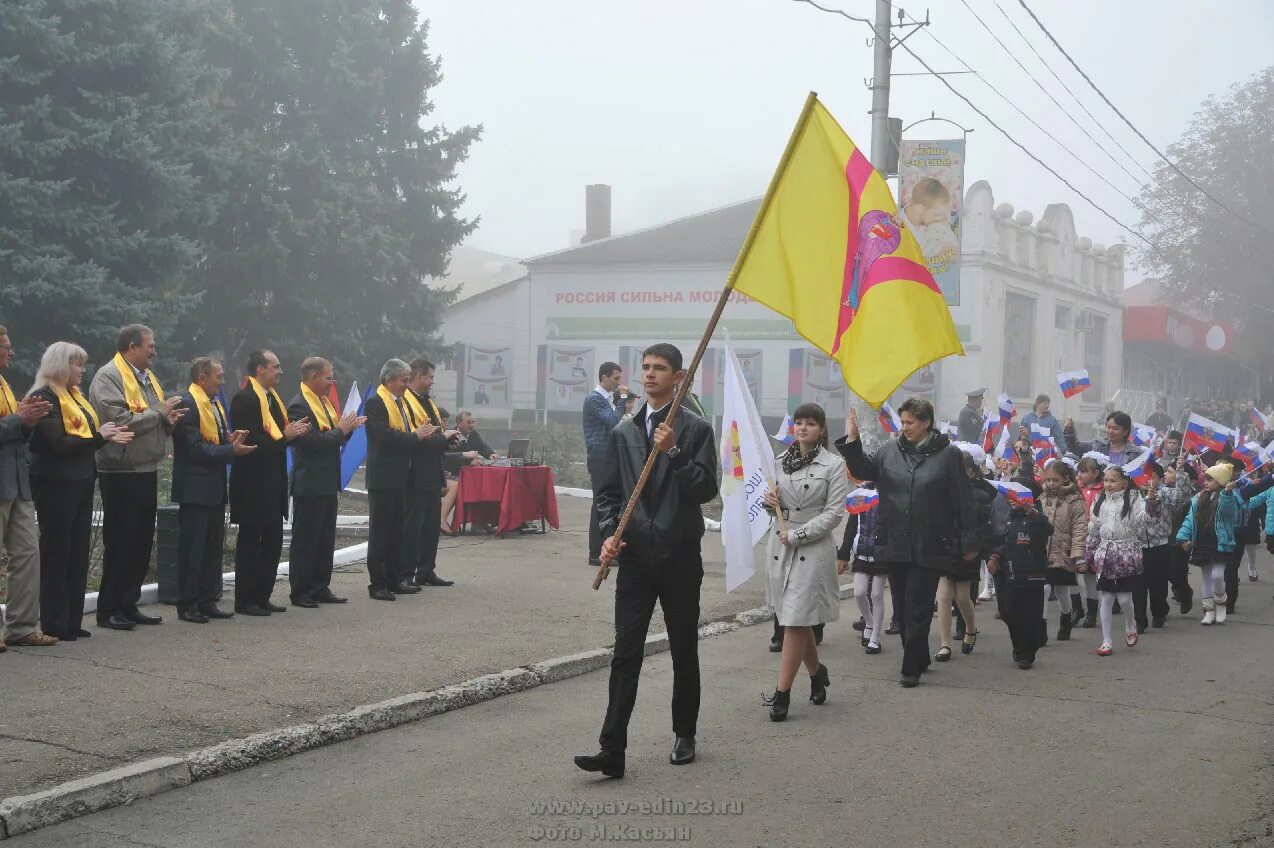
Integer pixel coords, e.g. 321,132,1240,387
720,336,775,592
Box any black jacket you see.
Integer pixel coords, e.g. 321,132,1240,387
969,477,1000,561
27,387,105,481
229,385,290,522
287,393,350,498
444,428,495,474
405,389,448,491
170,391,235,506
595,403,718,560
364,391,417,491
993,508,1053,582
836,431,978,569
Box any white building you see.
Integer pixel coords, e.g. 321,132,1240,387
436,182,1125,432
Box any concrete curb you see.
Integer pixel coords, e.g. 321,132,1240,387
0,605,773,839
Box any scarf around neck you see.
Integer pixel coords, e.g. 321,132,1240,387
247,376,288,441
0,374,17,417
300,382,337,432
188,383,226,444
781,443,820,475
113,352,164,413
376,384,410,433
55,385,100,439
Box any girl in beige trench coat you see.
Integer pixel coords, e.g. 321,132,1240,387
761,403,850,721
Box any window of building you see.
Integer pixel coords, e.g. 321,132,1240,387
1003,291,1036,398
1082,311,1107,399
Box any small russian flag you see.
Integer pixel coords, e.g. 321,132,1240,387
1182,413,1233,456
995,423,1016,463
1121,452,1153,488
1029,424,1057,463
981,415,1001,453
1130,423,1157,447
878,402,901,435
845,487,880,515
1057,369,1092,398
1250,406,1271,432
771,413,796,446
997,393,1016,426
992,480,1035,507
1231,441,1272,472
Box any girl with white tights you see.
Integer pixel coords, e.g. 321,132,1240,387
1176,464,1242,625
837,479,888,655
1083,467,1155,656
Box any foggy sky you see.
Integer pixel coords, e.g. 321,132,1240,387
424,0,1274,273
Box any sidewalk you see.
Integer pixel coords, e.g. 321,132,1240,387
0,496,767,801
12,563,1274,848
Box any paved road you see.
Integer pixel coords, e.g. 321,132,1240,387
13,551,1274,847
0,496,766,799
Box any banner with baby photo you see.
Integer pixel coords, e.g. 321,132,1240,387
899,138,965,307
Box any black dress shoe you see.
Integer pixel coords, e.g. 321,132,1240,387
390,583,422,594
765,689,790,721
97,614,136,631
670,736,695,765
369,587,397,601
313,589,347,604
124,609,163,625
236,605,271,616
574,750,625,778
291,597,319,609
264,602,287,613
178,608,209,624
420,574,454,587
199,605,234,619
74,628,92,638
809,664,829,705
899,674,920,688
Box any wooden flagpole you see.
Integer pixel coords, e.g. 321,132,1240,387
592,93,818,590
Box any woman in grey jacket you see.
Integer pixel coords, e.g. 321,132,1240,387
762,404,849,721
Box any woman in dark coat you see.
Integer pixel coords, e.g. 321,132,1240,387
27,342,132,641
837,398,979,688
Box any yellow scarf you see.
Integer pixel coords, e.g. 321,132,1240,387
247,376,288,441
299,383,338,432
55,386,100,439
403,390,442,428
0,374,17,417
376,384,410,433
113,352,165,413
188,383,226,445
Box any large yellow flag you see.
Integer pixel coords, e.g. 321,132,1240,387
729,93,963,407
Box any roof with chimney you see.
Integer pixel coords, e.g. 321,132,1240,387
524,198,761,268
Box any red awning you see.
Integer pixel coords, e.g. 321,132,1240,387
1123,306,1234,355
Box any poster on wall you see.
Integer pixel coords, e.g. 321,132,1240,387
459,345,510,408
787,349,848,419
899,138,965,306
536,345,595,411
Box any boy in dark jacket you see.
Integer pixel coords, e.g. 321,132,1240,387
988,480,1053,669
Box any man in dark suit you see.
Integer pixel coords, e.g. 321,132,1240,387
229,350,309,616
286,356,365,607
401,358,455,587
364,358,434,601
581,362,627,566
171,357,255,623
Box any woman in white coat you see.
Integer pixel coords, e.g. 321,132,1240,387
762,403,850,721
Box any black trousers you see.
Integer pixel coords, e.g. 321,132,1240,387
400,487,442,584
178,504,226,610
888,563,940,678
290,495,337,601
587,455,603,560
599,550,703,753
1168,545,1193,603
995,574,1044,662
234,515,283,609
1225,540,1245,612
97,472,159,619
32,477,94,636
367,488,405,591
1137,544,1173,624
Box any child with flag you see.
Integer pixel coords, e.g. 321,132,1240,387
1073,456,1107,628
1135,457,1196,629
1176,464,1242,625
1038,461,1088,643
761,403,849,721
838,476,889,655
1084,465,1157,656
986,479,1052,669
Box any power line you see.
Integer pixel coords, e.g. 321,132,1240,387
986,0,1156,183
954,0,1148,189
900,8,1155,221
1015,0,1273,236
789,0,1155,252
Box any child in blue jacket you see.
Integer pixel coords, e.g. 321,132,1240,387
1176,463,1242,625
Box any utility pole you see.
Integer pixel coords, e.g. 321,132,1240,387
868,0,894,173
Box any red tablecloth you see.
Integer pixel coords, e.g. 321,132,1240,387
451,465,560,536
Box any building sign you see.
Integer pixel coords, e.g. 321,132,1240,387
544,317,799,341
899,138,965,306
1124,306,1234,355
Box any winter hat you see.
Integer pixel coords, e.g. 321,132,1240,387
1205,463,1234,486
